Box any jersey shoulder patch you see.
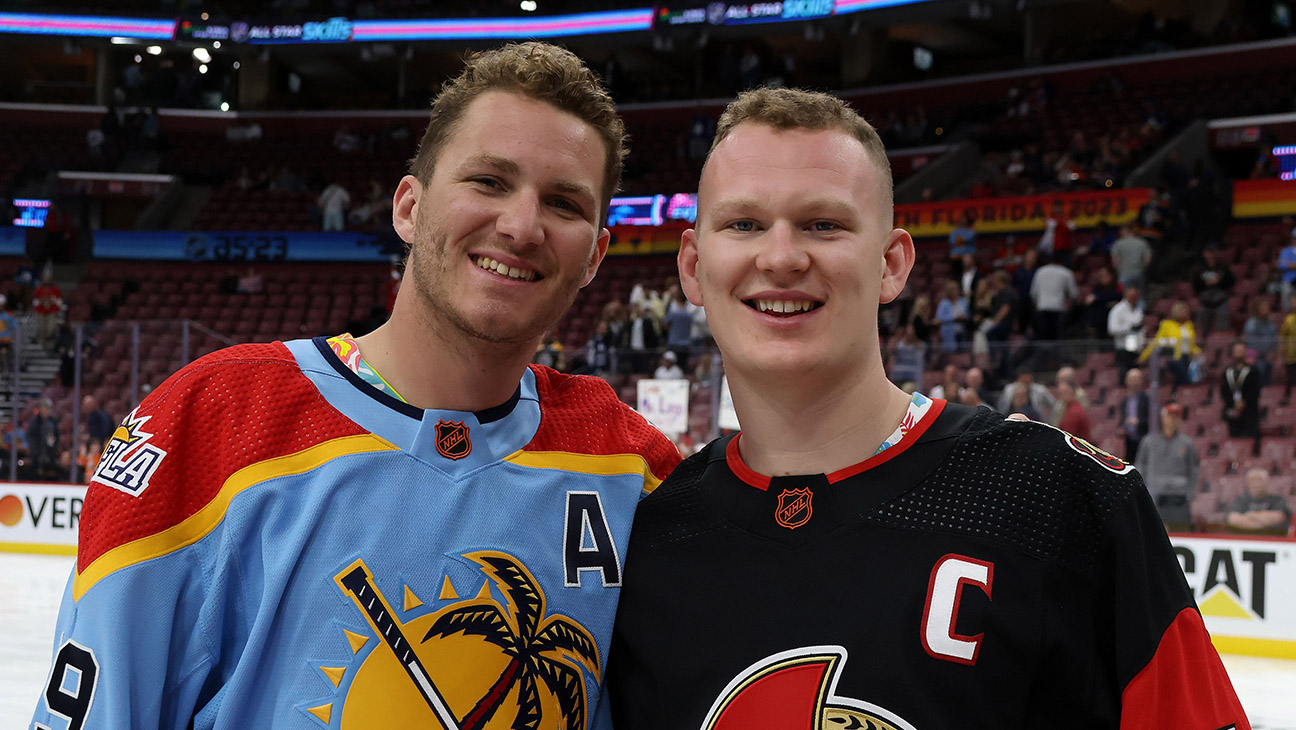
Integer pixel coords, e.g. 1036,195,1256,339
525,365,680,484
77,342,375,579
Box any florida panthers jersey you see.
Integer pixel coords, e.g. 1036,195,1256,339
607,401,1249,730
32,338,678,730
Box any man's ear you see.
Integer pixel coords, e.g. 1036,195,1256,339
392,175,421,245
581,227,611,288
679,228,703,306
879,228,916,304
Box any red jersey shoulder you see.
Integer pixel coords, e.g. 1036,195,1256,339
526,365,680,482
78,341,368,572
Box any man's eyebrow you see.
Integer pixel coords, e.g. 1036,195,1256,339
462,154,597,206
461,154,520,176
552,178,597,202
707,197,859,220
706,198,763,221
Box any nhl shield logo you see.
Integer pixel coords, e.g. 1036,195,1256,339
435,419,471,460
774,488,813,530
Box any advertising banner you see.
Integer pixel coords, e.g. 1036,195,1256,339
636,379,690,435
1170,534,1296,659
893,188,1150,239
0,483,86,555
93,230,394,262
1232,179,1296,219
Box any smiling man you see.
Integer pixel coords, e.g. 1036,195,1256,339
606,88,1248,730
33,43,677,730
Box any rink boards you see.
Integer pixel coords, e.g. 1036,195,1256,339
2,482,1293,658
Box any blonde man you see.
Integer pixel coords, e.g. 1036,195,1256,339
608,87,1247,730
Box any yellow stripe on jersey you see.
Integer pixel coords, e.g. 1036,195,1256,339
504,450,665,495
73,434,398,601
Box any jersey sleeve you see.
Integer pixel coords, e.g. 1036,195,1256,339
525,365,681,497
32,343,371,730
1103,473,1250,730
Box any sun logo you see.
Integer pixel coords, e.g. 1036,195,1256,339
308,552,602,729
91,408,167,497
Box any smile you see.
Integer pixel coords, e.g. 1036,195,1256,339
472,255,539,282
745,299,822,317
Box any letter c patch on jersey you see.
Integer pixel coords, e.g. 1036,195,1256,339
434,420,471,460
921,554,994,666
774,488,813,530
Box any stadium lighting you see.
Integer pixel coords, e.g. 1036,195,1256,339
520,0,538,10
198,63,208,74
109,37,132,44
201,12,209,20
193,47,212,63
232,61,240,69
134,54,142,63
220,101,230,111
212,40,221,48
146,45,161,55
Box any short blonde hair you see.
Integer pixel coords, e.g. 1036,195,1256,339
409,42,626,216
707,87,892,210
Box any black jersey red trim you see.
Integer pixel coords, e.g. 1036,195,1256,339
724,398,948,491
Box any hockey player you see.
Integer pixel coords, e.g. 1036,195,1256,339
33,43,678,729
607,88,1249,729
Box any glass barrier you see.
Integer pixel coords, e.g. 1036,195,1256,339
9,321,1291,537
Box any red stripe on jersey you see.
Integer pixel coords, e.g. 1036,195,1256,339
1120,607,1250,730
724,399,948,491
77,342,369,573
524,365,680,482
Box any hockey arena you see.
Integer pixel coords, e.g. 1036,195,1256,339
4,0,1296,727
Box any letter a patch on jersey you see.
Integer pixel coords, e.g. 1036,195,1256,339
91,408,168,497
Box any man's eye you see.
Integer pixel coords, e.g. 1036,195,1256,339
471,177,501,189
731,221,756,232
550,198,581,215
811,221,838,232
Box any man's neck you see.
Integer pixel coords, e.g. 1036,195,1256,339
354,301,536,413
728,359,914,477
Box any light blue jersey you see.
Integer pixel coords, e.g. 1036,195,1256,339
32,338,678,730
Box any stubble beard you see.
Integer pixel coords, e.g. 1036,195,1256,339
409,222,589,346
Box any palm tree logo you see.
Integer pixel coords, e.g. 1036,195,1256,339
425,551,602,730
333,551,602,730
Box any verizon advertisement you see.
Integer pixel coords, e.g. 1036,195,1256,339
0,483,85,555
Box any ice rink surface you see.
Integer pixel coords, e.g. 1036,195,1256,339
2,552,1293,729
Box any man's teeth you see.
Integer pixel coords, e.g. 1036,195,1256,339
755,299,817,314
474,256,536,281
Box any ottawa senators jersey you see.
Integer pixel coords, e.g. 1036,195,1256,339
32,338,678,730
606,400,1249,730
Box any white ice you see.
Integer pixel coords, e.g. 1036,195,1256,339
1,553,1293,730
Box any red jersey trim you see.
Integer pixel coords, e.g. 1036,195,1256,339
725,399,948,491
1119,607,1250,730
75,342,372,573
524,365,680,489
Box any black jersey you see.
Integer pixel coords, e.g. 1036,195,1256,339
608,401,1249,730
